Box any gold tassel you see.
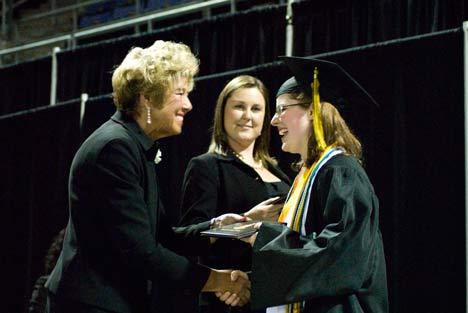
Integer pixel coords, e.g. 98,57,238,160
292,302,301,313
311,67,327,151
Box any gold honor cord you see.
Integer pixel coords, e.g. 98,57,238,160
311,67,327,152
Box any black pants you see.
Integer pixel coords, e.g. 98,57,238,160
46,293,113,313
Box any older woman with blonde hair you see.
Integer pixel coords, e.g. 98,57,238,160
180,75,291,313
45,41,250,313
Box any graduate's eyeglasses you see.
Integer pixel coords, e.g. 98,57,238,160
275,102,310,116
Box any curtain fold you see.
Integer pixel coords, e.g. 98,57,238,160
292,0,467,56
0,56,51,115
309,29,464,313
2,0,466,115
0,4,465,313
1,100,82,313
56,4,287,103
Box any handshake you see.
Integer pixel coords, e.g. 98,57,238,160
198,211,270,307
202,269,251,307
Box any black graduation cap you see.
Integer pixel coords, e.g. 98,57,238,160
276,56,379,108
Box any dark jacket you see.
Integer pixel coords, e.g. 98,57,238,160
46,111,211,313
179,152,291,313
180,152,291,225
251,155,388,313
29,275,48,313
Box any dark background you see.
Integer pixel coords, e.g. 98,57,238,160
0,1,466,312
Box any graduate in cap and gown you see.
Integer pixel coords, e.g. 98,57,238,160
239,57,388,313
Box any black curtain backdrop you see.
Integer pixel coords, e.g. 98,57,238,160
310,29,465,313
55,29,465,313
0,12,465,313
0,56,51,115
293,0,467,56
0,100,82,313
56,4,287,103
166,31,465,313
1,0,466,116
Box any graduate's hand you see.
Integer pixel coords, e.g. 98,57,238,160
239,222,261,246
215,270,250,306
203,269,251,306
243,197,283,221
241,231,258,247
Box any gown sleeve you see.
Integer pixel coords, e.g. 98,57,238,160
251,161,382,309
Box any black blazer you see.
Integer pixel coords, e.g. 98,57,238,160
46,111,211,313
179,152,291,313
179,152,291,270
180,152,291,221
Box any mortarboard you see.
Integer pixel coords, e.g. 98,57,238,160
276,56,378,151
276,56,378,108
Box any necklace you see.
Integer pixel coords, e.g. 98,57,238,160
230,149,264,170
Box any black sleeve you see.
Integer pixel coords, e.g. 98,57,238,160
251,164,381,309
94,140,210,292
158,203,213,257
28,275,48,313
179,156,219,226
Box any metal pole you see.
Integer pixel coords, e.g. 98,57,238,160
285,0,293,56
51,0,57,27
72,8,77,34
230,0,236,13
50,46,61,105
80,93,89,131
2,0,12,40
1,0,7,38
203,8,211,18
0,0,232,58
463,20,468,313
134,0,141,34
136,0,141,14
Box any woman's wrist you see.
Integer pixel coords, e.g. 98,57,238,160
210,217,219,229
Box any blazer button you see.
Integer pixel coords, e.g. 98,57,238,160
255,177,259,180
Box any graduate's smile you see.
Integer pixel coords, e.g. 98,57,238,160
271,94,311,158
278,128,288,139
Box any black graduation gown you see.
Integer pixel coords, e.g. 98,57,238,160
251,155,388,313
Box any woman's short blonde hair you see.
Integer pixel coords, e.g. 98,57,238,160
112,40,199,113
208,75,277,166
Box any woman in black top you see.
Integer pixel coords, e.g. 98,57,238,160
180,75,291,313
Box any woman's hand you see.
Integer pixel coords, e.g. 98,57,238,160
211,213,248,229
209,213,248,244
243,196,284,221
203,269,251,307
240,222,261,246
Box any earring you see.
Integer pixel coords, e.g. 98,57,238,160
146,106,151,124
